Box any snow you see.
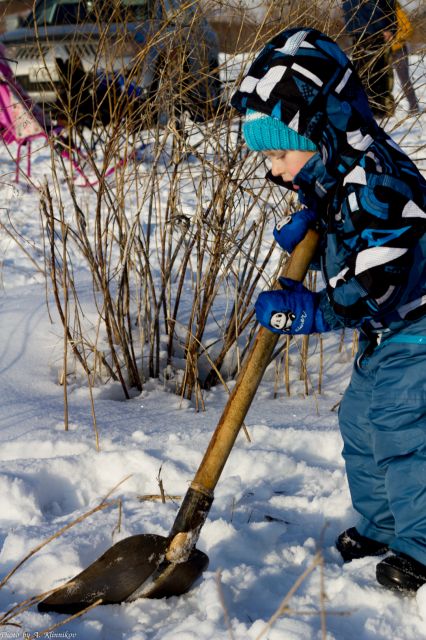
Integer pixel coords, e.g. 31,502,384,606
0,58,425,639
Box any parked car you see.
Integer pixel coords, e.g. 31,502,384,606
0,0,223,124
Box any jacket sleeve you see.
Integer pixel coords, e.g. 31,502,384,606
322,173,426,329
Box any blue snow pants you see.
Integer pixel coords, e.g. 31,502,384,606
339,314,426,565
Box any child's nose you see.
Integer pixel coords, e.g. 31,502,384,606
270,159,281,177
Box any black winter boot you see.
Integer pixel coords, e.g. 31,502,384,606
336,527,389,562
376,553,426,593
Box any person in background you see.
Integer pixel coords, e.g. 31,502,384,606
342,0,396,117
391,1,420,115
232,27,426,593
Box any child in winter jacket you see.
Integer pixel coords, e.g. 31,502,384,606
231,27,426,593
391,2,420,115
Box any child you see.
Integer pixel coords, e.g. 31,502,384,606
231,28,426,593
391,1,420,115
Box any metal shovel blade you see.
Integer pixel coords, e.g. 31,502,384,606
37,534,209,614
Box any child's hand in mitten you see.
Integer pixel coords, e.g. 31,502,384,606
255,277,330,335
273,208,317,254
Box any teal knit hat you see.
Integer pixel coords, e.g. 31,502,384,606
243,109,316,152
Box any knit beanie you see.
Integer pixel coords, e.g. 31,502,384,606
243,109,317,152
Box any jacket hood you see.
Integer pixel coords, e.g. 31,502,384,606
231,28,382,191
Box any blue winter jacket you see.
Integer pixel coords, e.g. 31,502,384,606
231,28,426,334
342,0,396,37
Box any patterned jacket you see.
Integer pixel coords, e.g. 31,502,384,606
231,28,426,333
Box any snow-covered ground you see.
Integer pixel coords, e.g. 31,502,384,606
0,58,425,639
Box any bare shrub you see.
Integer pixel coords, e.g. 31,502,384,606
34,2,293,404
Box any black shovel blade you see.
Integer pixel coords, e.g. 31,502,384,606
129,547,209,600
37,534,209,614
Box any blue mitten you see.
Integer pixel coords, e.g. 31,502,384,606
273,208,317,254
255,277,330,335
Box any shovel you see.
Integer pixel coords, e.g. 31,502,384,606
38,229,319,614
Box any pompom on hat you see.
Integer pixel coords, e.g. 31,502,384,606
242,109,317,152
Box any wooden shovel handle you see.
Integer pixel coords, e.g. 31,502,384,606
192,228,320,492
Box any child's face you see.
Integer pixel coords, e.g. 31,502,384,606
264,150,316,186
